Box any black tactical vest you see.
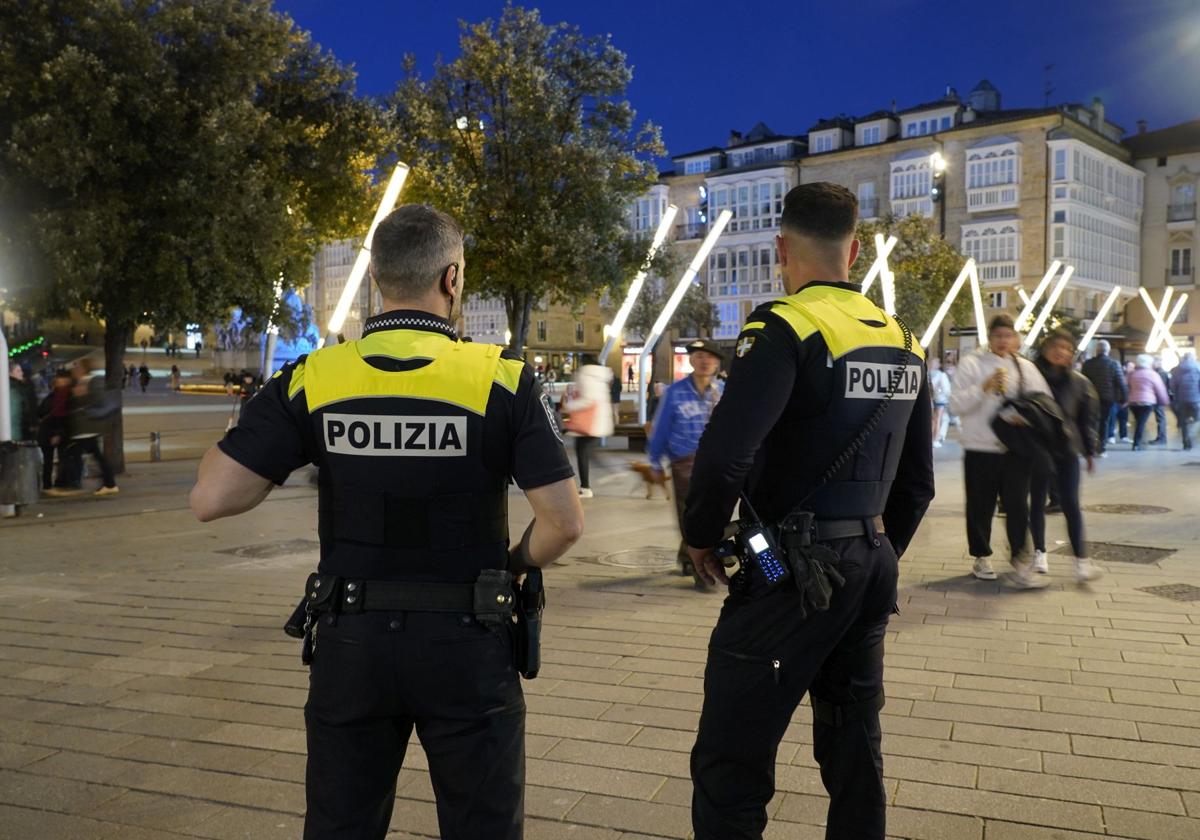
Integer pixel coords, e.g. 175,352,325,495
298,328,525,583
756,285,926,519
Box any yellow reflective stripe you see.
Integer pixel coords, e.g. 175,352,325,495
494,357,523,394
303,333,502,415
287,361,306,400
742,321,767,332
774,287,925,361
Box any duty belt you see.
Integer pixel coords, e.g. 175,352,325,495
300,570,515,617
809,515,886,543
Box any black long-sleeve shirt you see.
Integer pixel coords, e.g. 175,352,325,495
682,282,935,557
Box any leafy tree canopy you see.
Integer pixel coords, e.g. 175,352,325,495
390,4,667,352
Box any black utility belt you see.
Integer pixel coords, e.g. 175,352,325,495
300,569,515,618
808,515,886,543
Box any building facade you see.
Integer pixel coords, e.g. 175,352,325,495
303,238,381,341
1125,119,1200,353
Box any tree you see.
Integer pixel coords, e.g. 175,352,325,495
390,5,667,354
0,0,391,470
624,280,717,342
849,214,973,348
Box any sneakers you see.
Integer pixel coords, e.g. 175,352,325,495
1075,557,1102,583
93,485,120,496
1031,550,1049,574
1107,436,1116,444
972,557,997,580
1006,557,1049,590
933,440,943,448
1120,436,1132,443
578,488,594,499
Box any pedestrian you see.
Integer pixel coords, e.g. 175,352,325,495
949,314,1051,586
683,183,934,839
170,364,181,392
561,354,613,498
1029,330,1102,582
37,370,73,492
609,370,623,429
646,339,724,585
1081,339,1127,456
138,363,151,393
928,357,952,447
8,360,37,442
223,370,235,395
1116,361,1134,442
195,340,202,359
66,358,119,495
626,364,635,393
1151,358,1172,444
1127,354,1170,450
1172,352,1200,450
189,204,583,840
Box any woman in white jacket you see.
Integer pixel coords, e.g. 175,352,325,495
562,357,614,498
949,314,1050,586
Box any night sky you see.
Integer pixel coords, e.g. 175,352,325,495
277,0,1199,157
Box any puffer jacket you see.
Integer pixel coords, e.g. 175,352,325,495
1081,354,1127,403
1127,368,1168,406
1035,356,1099,458
1172,357,1200,406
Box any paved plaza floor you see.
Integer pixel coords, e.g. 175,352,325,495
1,441,1199,839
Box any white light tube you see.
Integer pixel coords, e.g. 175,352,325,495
1024,265,1075,347
1150,294,1188,353
1078,286,1122,351
599,205,679,365
968,261,986,340
1015,261,1062,332
860,234,897,296
323,163,410,345
920,259,975,349
1145,287,1173,352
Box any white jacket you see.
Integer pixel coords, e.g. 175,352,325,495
949,346,1051,453
563,364,614,438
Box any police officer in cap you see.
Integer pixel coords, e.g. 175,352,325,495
683,182,935,839
190,204,584,839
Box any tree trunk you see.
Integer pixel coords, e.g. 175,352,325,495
505,289,534,358
103,323,129,475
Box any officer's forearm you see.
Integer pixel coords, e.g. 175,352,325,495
191,445,274,522
518,478,585,569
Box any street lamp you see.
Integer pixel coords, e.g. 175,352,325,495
930,151,947,236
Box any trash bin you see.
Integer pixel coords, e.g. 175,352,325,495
0,441,40,505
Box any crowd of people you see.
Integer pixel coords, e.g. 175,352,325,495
7,356,119,496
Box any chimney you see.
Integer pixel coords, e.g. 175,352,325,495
728,129,743,146
962,106,977,124
1092,96,1105,128
1137,119,1147,135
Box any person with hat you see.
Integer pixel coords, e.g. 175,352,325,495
647,338,725,587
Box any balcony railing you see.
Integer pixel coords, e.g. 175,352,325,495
978,262,1020,282
859,197,880,218
967,184,1019,212
1167,268,1195,286
675,223,706,240
1168,202,1197,223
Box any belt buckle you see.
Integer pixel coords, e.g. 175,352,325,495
341,579,364,614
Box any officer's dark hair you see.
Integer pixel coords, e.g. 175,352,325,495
780,183,858,244
988,314,1016,334
370,204,465,300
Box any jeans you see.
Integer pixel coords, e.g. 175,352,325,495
1097,400,1114,452
670,455,695,566
1153,404,1168,442
1116,405,1129,439
574,436,595,488
1030,456,1086,558
67,435,115,488
1176,402,1199,449
963,450,1032,561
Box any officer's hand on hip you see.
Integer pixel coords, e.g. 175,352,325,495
688,544,729,587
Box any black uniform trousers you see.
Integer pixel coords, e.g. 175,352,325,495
963,450,1032,561
691,532,899,840
303,610,525,839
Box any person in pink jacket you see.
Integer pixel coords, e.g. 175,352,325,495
1127,354,1169,450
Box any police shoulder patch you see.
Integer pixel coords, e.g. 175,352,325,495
736,336,756,358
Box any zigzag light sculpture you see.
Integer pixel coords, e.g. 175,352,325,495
919,258,986,350
1015,261,1062,333
1078,286,1123,351
1139,287,1182,355
1144,287,1174,352
599,204,679,366
1149,294,1188,355
321,162,410,347
636,209,732,423
860,234,898,315
1024,265,1075,347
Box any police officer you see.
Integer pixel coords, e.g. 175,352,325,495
683,183,935,839
189,204,583,840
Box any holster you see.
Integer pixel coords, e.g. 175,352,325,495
779,513,845,615
513,568,545,679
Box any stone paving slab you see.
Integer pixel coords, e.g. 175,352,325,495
1,444,1199,838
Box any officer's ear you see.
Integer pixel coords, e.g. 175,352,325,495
442,263,459,296
847,238,861,270
776,234,788,267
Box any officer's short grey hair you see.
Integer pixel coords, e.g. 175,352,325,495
369,205,465,300
1095,339,1110,355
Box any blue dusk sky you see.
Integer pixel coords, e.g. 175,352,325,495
278,0,1199,156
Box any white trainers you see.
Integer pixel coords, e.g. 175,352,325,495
1032,550,1049,574
1075,557,1102,583
1006,557,1049,590
578,488,594,499
972,557,997,580
93,485,120,496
